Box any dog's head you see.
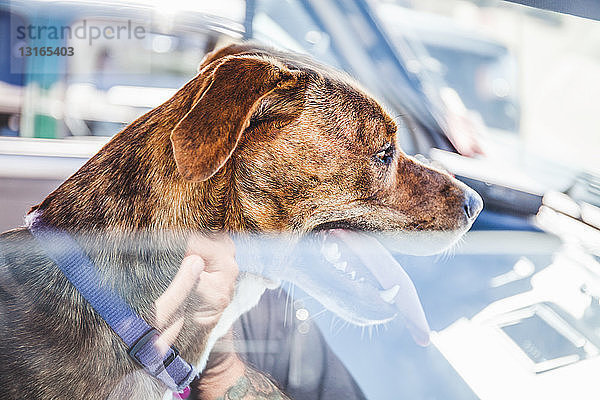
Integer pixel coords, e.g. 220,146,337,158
170,44,482,327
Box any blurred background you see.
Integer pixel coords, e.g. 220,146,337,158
1,0,600,399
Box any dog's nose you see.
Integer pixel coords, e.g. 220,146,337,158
463,188,483,221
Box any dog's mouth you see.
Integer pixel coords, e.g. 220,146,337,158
278,225,431,344
235,223,438,344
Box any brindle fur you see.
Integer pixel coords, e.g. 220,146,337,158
0,43,472,399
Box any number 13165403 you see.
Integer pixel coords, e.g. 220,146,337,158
19,46,74,56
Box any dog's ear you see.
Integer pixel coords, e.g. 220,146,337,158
171,55,298,182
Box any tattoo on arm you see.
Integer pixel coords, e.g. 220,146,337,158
216,366,291,400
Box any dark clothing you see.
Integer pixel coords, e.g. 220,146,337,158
233,290,367,400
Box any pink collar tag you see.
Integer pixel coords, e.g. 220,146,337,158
173,386,191,399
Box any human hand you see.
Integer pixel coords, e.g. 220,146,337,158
153,233,239,353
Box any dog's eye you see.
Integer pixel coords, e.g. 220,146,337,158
374,143,395,165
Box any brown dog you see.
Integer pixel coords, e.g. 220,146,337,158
0,43,482,399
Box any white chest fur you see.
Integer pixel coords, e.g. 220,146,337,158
194,273,275,372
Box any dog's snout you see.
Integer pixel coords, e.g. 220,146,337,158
463,188,483,221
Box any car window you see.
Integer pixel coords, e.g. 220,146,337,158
2,2,600,400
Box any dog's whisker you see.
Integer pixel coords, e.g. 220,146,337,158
329,315,336,333
436,233,464,262
283,282,293,327
391,113,407,123
290,284,297,319
294,295,315,303
308,308,328,322
450,235,465,259
382,321,390,332
334,320,348,336
330,315,344,335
